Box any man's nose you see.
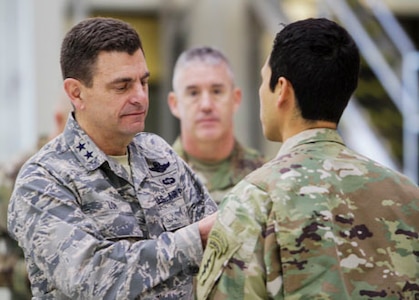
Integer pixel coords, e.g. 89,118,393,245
199,91,213,109
131,83,148,103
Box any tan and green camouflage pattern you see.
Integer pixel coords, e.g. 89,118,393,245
7,114,217,299
197,128,419,299
172,137,265,204
1,154,34,299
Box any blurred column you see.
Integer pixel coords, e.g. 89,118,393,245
158,0,184,142
33,0,67,141
0,0,36,163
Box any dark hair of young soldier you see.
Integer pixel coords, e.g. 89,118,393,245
268,18,360,123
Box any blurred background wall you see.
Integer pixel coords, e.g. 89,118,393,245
1,0,418,182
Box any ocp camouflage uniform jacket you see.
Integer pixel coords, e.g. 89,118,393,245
197,128,419,299
172,137,265,204
7,114,217,299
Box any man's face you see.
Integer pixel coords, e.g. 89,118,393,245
259,56,279,141
77,49,150,144
170,62,241,142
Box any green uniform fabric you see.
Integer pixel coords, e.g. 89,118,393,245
0,155,33,300
172,137,265,204
197,128,419,299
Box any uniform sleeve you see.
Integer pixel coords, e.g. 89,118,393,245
196,180,282,299
7,162,204,299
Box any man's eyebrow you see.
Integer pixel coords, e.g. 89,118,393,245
141,71,151,80
108,72,150,85
110,77,132,85
211,83,226,88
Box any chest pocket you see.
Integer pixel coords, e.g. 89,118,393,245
153,181,190,232
81,189,144,240
141,155,191,232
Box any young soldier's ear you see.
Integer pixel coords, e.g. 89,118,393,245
167,92,180,118
276,77,294,108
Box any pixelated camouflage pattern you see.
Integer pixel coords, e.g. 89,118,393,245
172,137,265,204
7,113,217,299
197,128,419,299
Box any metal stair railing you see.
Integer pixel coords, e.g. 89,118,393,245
402,53,419,183
321,0,419,183
248,0,405,175
247,0,290,34
322,0,407,111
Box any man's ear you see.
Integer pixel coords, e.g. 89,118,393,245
167,91,180,118
232,87,242,113
276,76,294,108
63,78,84,110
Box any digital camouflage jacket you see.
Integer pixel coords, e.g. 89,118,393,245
8,114,217,299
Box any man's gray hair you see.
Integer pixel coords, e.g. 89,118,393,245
172,46,235,91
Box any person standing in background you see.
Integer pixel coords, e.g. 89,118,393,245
8,17,217,299
0,95,72,300
0,173,30,300
168,46,265,204
197,18,419,299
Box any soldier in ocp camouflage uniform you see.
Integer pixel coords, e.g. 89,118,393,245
1,153,36,300
168,47,265,204
197,18,419,299
171,139,264,204
8,17,217,299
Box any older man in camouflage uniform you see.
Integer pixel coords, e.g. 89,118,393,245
8,17,217,299
197,18,419,299
168,47,265,204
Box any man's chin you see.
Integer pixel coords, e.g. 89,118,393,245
125,123,145,135
196,131,221,141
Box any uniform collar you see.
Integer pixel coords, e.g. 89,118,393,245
63,113,110,172
172,136,242,164
276,128,344,158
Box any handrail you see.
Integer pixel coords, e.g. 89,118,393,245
247,0,289,34
322,0,418,182
402,52,419,183
365,0,415,55
251,0,418,181
323,0,403,111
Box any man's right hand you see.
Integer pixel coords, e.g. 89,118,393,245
198,213,218,248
